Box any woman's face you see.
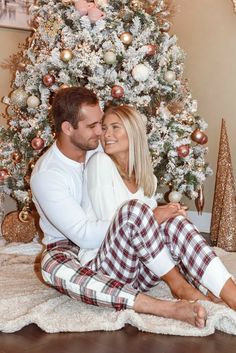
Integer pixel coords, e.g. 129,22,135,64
101,113,129,157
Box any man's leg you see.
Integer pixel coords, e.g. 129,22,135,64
41,240,207,328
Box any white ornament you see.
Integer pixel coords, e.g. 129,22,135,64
27,95,40,108
168,191,182,203
132,64,149,82
103,51,116,65
164,70,176,84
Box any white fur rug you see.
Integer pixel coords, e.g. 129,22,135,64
0,240,236,336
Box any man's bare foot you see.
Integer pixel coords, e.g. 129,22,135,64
173,300,207,328
133,293,207,328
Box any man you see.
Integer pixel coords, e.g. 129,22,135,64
31,87,210,328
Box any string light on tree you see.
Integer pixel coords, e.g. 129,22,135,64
11,152,22,163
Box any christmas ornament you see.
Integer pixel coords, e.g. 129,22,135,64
31,136,45,150
164,70,176,84
27,95,40,108
132,64,149,82
199,134,208,145
191,129,204,143
60,49,73,63
210,119,236,251
177,145,190,158
75,0,94,16
168,190,182,203
88,7,106,23
19,209,31,223
11,88,28,108
17,62,27,72
6,106,16,117
61,0,72,5
42,74,55,87
111,85,124,99
120,32,133,45
0,169,9,182
145,44,157,56
11,152,22,163
2,211,36,243
94,0,109,7
195,185,204,215
103,51,116,65
160,21,171,32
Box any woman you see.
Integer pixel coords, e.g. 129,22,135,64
83,104,236,316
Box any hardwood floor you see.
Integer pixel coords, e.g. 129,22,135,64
1,324,236,353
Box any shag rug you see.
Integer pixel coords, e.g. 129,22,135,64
0,240,236,336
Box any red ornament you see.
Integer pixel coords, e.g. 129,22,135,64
42,74,55,87
145,44,157,56
177,145,190,158
31,136,45,150
111,85,124,99
0,168,9,182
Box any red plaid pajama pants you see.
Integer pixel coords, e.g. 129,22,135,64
41,200,218,310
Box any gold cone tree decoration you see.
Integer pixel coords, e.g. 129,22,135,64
210,119,236,251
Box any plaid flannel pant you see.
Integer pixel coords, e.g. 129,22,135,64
41,200,217,310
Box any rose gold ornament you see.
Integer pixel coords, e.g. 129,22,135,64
120,32,133,45
0,168,9,182
177,145,190,158
42,74,55,87
111,85,124,99
31,136,45,150
195,185,204,215
11,152,22,163
60,49,73,63
145,44,157,56
200,134,208,145
191,129,204,143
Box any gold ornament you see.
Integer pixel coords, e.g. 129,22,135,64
60,49,73,63
195,185,204,215
210,119,236,251
11,88,28,108
120,32,133,45
2,211,37,243
11,152,22,163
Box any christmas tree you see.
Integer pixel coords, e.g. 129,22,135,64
0,0,212,218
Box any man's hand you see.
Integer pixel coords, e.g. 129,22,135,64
153,203,187,224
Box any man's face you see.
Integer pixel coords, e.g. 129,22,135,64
69,103,103,151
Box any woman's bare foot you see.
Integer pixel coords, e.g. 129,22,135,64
133,293,207,328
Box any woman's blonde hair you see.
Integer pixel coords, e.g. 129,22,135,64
103,105,156,197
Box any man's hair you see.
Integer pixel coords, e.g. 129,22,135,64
52,87,99,133
103,105,156,197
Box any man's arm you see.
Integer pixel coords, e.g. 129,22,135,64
31,169,110,248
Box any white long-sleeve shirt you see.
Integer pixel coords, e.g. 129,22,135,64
86,152,157,221
30,142,109,248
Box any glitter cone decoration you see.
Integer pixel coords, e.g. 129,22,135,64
0,0,212,213
210,119,236,251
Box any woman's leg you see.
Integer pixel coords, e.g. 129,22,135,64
88,200,208,301
160,215,236,309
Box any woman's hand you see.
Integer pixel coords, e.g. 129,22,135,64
153,203,187,224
